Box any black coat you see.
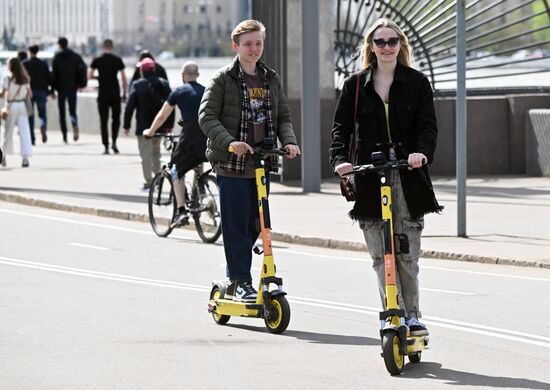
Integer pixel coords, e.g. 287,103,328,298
51,49,86,91
123,74,174,135
330,62,442,220
23,57,52,92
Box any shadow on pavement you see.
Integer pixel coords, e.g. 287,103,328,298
401,362,550,389
0,186,145,204
227,324,378,346
434,183,550,198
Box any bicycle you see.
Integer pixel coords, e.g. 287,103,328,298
147,133,222,243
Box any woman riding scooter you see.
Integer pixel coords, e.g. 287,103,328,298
330,18,442,336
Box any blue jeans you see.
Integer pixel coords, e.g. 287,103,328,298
217,174,270,282
57,90,78,139
29,89,48,143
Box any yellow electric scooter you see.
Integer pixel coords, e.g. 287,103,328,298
207,139,292,334
349,151,428,375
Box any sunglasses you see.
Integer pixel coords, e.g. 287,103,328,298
372,37,400,48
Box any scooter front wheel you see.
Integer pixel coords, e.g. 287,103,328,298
382,332,404,375
264,295,290,334
211,287,230,325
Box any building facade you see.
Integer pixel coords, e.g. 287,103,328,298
0,0,248,56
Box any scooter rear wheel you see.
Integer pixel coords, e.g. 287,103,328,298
211,287,230,325
264,295,290,334
382,332,404,375
409,352,421,363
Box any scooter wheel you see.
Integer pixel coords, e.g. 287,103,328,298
264,295,290,334
409,352,421,363
382,332,404,375
211,287,230,325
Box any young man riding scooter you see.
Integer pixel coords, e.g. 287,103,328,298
199,19,300,302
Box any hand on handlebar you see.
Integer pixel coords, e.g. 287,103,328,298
284,144,301,159
408,153,427,169
335,162,354,177
142,129,154,138
229,141,254,156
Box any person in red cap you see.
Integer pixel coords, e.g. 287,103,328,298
123,57,174,190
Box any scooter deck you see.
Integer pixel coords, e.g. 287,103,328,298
209,298,262,317
406,335,429,354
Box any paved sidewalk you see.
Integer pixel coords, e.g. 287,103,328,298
1,133,549,268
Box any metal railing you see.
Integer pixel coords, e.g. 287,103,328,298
335,0,550,94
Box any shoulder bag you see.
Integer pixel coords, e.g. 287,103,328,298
340,74,360,202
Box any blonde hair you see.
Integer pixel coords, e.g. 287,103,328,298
359,18,413,69
231,19,266,44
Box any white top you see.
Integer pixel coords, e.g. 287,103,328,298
2,76,29,101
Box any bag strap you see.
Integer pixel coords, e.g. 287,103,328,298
6,78,23,103
349,74,360,165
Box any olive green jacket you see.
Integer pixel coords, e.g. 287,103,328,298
198,58,297,163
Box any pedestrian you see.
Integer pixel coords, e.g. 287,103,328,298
88,39,128,155
24,44,52,144
130,50,169,87
123,58,173,190
199,19,300,302
17,51,28,62
330,18,442,336
144,61,206,227
0,57,33,167
51,37,87,143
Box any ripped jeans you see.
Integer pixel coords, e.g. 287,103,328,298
360,169,424,319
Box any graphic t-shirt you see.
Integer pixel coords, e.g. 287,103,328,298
243,72,267,148
215,72,268,178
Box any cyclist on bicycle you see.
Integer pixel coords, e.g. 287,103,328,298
144,61,207,227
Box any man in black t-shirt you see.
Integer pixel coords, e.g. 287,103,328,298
24,45,53,144
88,39,128,154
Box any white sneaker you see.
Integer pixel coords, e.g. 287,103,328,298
406,317,429,336
234,281,257,302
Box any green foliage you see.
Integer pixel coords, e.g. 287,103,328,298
531,0,550,42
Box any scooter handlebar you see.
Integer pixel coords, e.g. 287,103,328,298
345,159,410,176
228,145,289,157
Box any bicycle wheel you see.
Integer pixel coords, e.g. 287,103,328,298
193,175,222,243
148,170,176,237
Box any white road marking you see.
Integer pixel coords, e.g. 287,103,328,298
423,265,550,282
69,243,110,251
1,256,549,349
0,256,209,293
0,208,198,241
419,287,475,296
278,248,371,263
2,207,549,285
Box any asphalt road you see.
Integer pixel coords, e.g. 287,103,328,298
1,201,550,389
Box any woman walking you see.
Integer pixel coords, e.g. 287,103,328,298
1,57,33,167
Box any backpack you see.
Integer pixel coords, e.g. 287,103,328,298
143,79,166,126
76,56,88,88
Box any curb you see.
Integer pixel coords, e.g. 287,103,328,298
1,191,549,270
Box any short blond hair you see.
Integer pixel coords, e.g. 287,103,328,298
359,18,413,69
231,19,266,44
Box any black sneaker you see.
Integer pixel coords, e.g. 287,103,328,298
41,127,47,143
112,144,119,154
234,281,257,302
170,210,189,228
406,317,429,336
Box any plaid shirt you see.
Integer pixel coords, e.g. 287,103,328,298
216,61,278,174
